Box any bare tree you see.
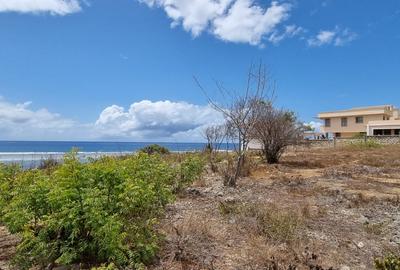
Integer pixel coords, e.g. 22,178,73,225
252,101,303,164
203,125,226,172
203,125,226,152
195,63,269,186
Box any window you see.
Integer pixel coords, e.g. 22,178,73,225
355,116,363,124
374,129,383,135
335,133,341,138
341,117,347,127
395,129,400,135
325,118,331,127
384,129,391,135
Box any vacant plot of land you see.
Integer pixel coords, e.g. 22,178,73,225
1,145,400,269
151,145,400,270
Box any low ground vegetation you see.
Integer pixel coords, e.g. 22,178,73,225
139,144,170,155
1,145,400,269
0,151,204,269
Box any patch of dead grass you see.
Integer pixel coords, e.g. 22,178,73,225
219,201,305,244
158,215,217,269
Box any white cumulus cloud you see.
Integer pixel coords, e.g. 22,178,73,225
139,0,233,37
308,27,357,47
212,0,291,45
0,98,223,141
0,97,93,140
0,0,83,15
95,100,223,141
139,0,292,46
268,24,304,44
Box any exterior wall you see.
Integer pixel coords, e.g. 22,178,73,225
249,136,400,151
336,132,361,138
300,136,400,149
321,114,386,135
248,140,263,150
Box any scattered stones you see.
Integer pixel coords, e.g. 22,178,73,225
357,242,365,249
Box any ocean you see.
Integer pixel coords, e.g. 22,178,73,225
0,141,233,168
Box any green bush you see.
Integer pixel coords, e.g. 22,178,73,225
351,133,367,139
375,254,400,270
139,144,170,155
38,157,60,170
176,154,205,191
0,163,22,213
0,151,179,269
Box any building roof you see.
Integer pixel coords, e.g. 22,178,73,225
318,105,394,119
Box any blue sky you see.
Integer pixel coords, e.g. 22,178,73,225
0,0,399,141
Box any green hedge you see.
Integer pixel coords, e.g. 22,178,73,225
0,151,204,269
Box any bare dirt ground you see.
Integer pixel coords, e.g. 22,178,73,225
0,227,18,270
151,145,400,270
1,145,400,269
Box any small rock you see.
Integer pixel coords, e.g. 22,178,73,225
186,187,202,196
223,196,237,204
340,266,350,270
203,187,212,193
357,241,365,249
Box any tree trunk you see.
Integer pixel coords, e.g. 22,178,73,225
263,145,279,164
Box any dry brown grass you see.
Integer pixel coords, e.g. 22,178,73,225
157,215,217,270
219,201,305,244
237,236,336,270
149,145,400,270
363,222,386,236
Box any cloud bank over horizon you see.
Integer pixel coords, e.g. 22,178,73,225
0,97,223,142
0,97,92,141
95,100,223,141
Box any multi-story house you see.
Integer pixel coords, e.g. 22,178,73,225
318,105,400,138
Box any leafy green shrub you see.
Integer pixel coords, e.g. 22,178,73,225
0,163,22,214
38,157,60,170
91,263,119,270
352,133,367,139
375,254,400,270
176,154,205,191
0,151,177,269
139,144,170,155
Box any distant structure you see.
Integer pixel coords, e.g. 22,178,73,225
303,130,324,140
318,105,400,138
